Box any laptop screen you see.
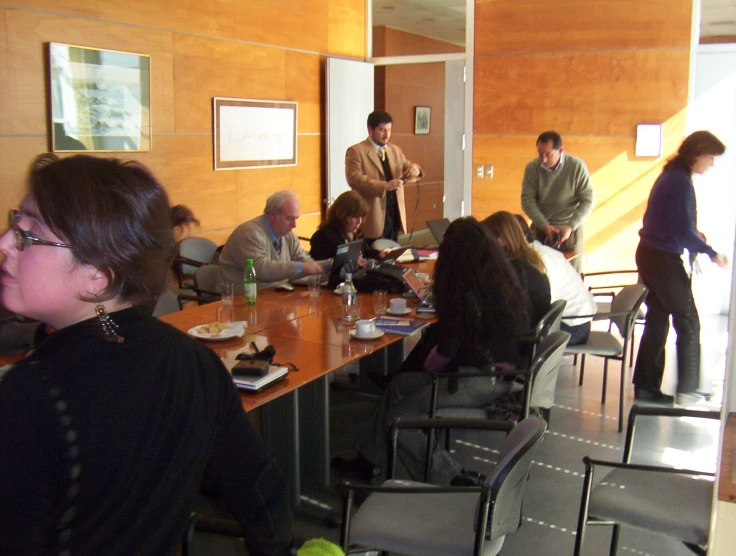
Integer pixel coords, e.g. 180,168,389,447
425,218,451,244
402,268,430,300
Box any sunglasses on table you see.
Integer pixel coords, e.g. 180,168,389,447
7,209,72,251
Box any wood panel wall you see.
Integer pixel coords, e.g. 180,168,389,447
473,0,693,272
373,26,463,234
0,0,366,247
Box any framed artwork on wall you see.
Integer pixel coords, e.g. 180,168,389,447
213,97,298,170
414,106,431,135
48,43,151,152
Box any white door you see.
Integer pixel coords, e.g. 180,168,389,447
326,58,374,207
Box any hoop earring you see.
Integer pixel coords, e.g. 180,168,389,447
95,303,124,343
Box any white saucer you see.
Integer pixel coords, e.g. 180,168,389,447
386,307,412,316
188,322,246,341
349,328,385,340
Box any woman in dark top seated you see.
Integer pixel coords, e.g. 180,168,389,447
0,154,293,555
309,190,370,260
334,217,529,485
481,212,551,327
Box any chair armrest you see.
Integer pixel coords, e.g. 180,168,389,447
391,416,516,434
426,367,528,380
624,405,721,463
582,270,637,279
341,480,487,496
583,456,715,477
175,255,207,268
562,310,632,321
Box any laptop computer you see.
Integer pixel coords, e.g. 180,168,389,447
291,239,363,286
426,218,451,245
401,267,433,305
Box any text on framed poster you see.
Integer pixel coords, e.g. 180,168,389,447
213,97,298,170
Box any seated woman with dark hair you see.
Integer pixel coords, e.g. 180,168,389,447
309,190,370,260
333,217,530,485
0,154,293,555
481,212,551,327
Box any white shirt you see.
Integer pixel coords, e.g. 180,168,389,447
531,241,596,326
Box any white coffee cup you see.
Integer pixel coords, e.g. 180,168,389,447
390,298,407,313
355,319,376,337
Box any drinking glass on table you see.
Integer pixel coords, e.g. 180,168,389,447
373,289,388,314
308,274,321,298
220,281,234,306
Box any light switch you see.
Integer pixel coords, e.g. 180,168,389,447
485,165,494,179
475,165,484,178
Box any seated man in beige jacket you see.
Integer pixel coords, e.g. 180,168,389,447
345,110,423,242
219,191,329,291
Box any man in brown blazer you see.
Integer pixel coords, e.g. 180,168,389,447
345,111,423,242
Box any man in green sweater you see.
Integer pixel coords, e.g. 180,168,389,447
521,131,594,271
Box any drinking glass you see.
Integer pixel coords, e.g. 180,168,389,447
217,304,235,323
220,281,234,306
373,289,388,314
308,275,321,297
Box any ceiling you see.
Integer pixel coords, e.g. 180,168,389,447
372,0,736,48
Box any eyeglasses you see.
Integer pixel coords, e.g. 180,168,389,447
7,209,72,252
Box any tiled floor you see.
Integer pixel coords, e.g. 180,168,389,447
192,314,726,555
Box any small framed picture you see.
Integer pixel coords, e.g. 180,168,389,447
414,106,431,135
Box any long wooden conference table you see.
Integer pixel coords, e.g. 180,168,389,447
160,261,436,511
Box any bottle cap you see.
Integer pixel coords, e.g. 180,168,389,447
246,258,253,264
345,273,352,280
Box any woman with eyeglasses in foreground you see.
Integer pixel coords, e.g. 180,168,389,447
633,131,729,405
0,154,293,555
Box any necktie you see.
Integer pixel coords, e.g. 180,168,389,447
379,147,386,162
273,239,281,254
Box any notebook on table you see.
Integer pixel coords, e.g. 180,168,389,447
231,365,289,392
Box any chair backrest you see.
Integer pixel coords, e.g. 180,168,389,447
609,283,648,338
535,299,566,339
152,290,182,316
193,264,222,297
484,417,547,540
529,331,571,409
178,237,218,276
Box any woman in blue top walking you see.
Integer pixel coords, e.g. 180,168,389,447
633,131,728,404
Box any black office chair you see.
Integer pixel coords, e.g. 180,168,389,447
340,417,547,556
175,236,219,290
563,283,648,432
574,405,720,555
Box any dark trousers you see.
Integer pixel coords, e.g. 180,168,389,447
633,244,700,393
560,321,591,346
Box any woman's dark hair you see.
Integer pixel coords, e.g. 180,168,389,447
171,204,200,231
664,130,726,173
28,153,176,306
481,211,546,274
433,217,529,357
319,190,369,237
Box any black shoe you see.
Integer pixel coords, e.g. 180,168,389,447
450,469,486,487
634,387,675,404
331,454,381,481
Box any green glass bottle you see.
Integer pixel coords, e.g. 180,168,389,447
243,258,257,306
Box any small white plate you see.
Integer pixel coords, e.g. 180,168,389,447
188,322,245,341
349,328,385,341
386,307,412,316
